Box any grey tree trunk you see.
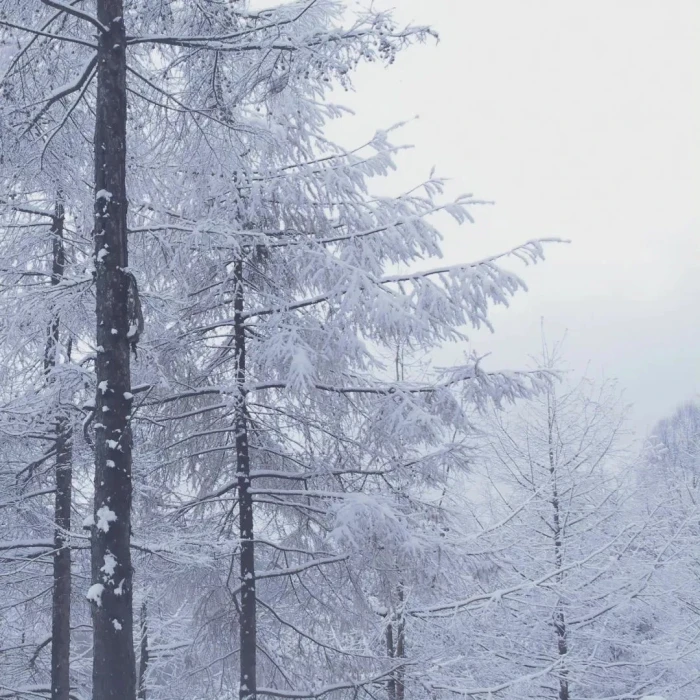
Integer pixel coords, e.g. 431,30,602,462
548,400,569,700
385,585,406,700
385,582,406,700
138,603,149,700
386,618,396,700
234,258,256,700
52,420,73,700
90,1,136,699
395,585,405,700
47,202,73,700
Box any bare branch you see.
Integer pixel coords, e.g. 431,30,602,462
0,18,97,48
39,0,107,33
23,53,98,135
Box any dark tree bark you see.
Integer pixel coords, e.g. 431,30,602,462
52,420,73,700
46,202,73,700
44,201,66,374
395,585,405,700
385,617,396,700
138,603,149,700
90,1,136,699
385,585,406,700
234,258,257,700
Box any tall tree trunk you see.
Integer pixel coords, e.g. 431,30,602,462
234,258,256,700
386,617,396,700
46,202,73,700
390,353,407,700
548,398,569,700
138,603,149,700
90,2,136,699
52,420,73,700
386,584,406,700
395,585,405,700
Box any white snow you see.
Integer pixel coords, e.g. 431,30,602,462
112,619,122,631
96,189,112,201
101,552,118,578
82,514,95,528
98,380,109,394
86,583,104,607
96,506,117,533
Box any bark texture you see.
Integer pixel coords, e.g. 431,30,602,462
385,586,406,700
52,420,73,700
234,258,257,700
91,2,136,699
47,203,73,700
138,603,149,700
395,586,405,700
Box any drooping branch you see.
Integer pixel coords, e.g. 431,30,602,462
238,239,559,322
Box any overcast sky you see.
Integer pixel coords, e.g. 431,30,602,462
326,0,700,436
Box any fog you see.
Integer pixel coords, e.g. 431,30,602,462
327,0,700,435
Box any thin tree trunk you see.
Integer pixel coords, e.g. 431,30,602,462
46,202,73,700
52,420,72,700
138,603,149,700
395,585,405,700
44,200,65,374
391,351,407,700
548,399,569,700
90,1,136,699
386,616,396,700
386,582,405,700
234,258,256,700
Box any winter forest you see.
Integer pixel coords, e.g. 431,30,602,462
0,1,698,699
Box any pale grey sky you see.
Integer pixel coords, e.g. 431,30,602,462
327,0,700,435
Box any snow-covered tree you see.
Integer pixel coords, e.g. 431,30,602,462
633,401,700,699
1,2,558,699
644,401,700,502
425,355,692,699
